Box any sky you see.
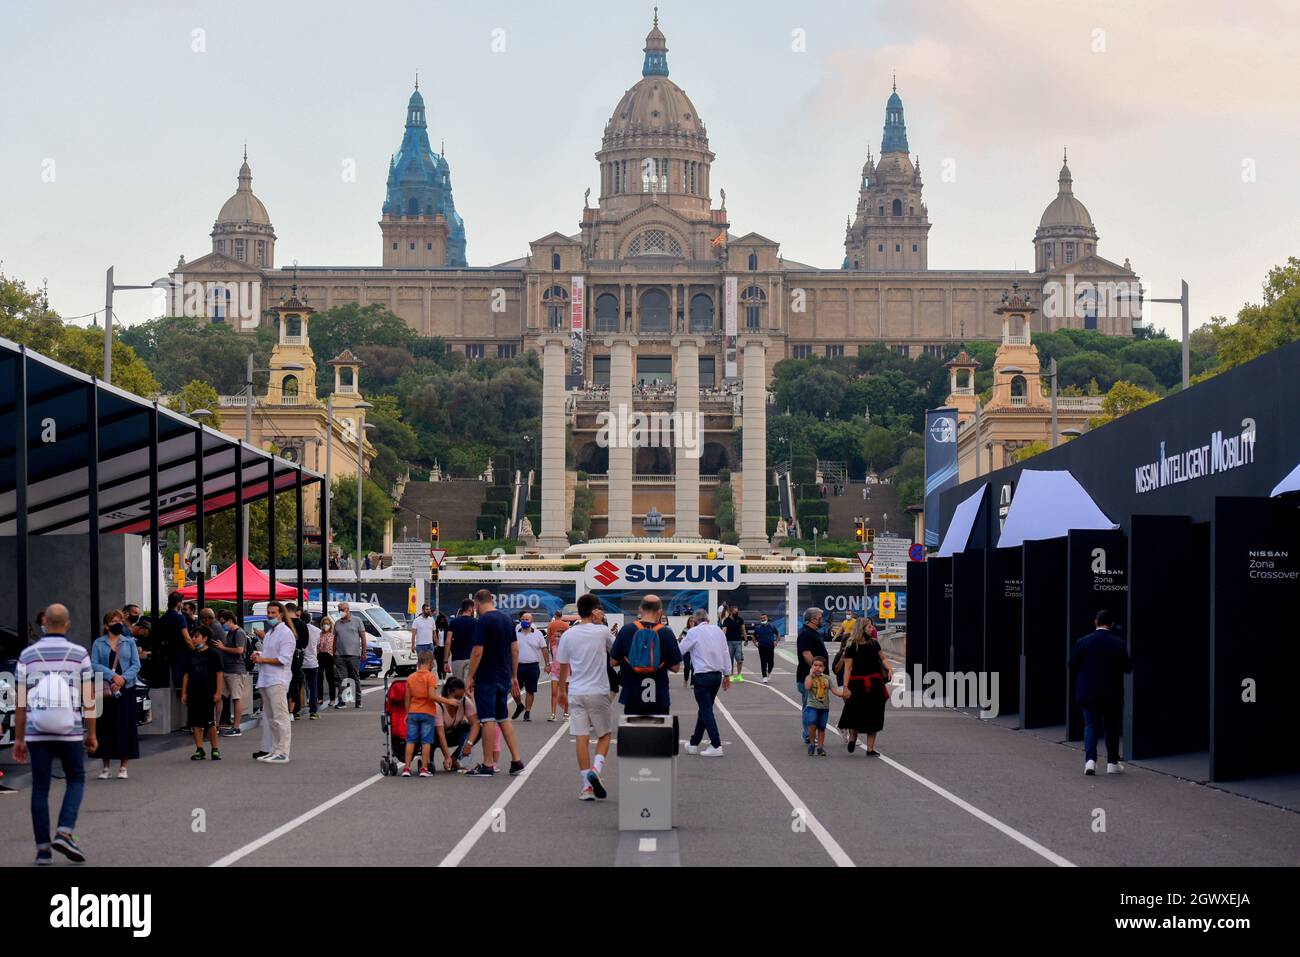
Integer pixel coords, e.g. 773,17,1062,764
2,0,1298,337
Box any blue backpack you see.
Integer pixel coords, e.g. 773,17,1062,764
626,621,664,675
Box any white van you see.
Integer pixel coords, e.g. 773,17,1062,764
252,601,417,677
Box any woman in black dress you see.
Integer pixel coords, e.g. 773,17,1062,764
90,610,141,779
838,618,893,755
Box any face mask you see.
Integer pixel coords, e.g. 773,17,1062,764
110,623,126,636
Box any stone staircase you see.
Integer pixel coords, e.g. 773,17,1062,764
822,480,901,539
394,479,488,541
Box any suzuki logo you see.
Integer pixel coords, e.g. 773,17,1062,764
593,561,620,587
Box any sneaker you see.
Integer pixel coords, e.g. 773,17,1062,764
262,754,290,764
419,767,433,778
1084,759,1097,776
225,728,244,737
34,848,54,866
1107,762,1125,775
191,748,206,761
763,676,770,684
802,732,810,744
808,744,816,756
309,713,320,721
815,747,827,757
578,785,596,801
51,831,85,863
523,711,531,722
548,713,556,722
333,702,346,710
117,767,129,780
465,764,495,778
291,714,299,722
585,769,607,799
512,702,526,720
211,749,221,761
701,745,725,757
685,743,700,755
354,702,362,710
251,751,269,760
400,765,412,777
865,750,880,757
563,711,569,719
97,768,111,780
508,760,526,776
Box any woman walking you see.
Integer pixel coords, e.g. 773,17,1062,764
838,618,892,755
317,616,338,708
90,610,141,779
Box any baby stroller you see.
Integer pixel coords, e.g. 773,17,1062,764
379,674,408,776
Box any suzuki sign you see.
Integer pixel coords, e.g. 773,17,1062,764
583,559,740,591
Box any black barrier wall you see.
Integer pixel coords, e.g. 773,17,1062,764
1021,537,1067,728
951,550,985,677
926,557,953,675
1126,515,1209,759
984,546,1023,720
906,561,929,675
1210,497,1300,781
1065,529,1128,741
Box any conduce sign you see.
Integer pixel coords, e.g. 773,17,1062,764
583,559,740,591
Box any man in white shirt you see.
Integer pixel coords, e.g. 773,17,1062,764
511,613,550,723
251,601,295,763
556,594,615,800
411,603,437,658
677,609,731,756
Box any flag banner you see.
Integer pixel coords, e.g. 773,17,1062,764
570,275,585,378
725,275,738,378
923,407,959,548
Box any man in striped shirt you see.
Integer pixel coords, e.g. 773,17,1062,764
14,603,97,865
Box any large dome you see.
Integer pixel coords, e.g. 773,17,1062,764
1038,156,1093,229
217,159,271,226
601,13,708,151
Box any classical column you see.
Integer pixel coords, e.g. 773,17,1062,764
739,338,768,554
673,336,701,537
538,337,570,553
607,337,634,536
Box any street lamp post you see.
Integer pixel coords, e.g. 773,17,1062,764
102,268,170,382
1149,280,1191,390
353,406,375,575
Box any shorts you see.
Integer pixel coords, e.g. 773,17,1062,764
727,640,744,663
568,693,614,738
802,706,830,730
518,662,541,695
222,672,250,701
406,712,437,746
415,644,434,659
450,659,471,683
474,680,510,723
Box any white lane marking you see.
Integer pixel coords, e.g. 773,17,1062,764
210,774,383,868
747,680,1076,868
639,837,657,852
714,700,855,867
437,719,572,867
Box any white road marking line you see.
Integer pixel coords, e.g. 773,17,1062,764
746,680,1076,868
639,837,657,852
210,774,383,868
714,700,855,867
437,719,572,867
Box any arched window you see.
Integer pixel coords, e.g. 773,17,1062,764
407,197,419,215
741,285,767,330
689,293,714,332
551,252,561,271
892,199,903,216
285,314,302,338
747,252,758,271
282,375,299,401
210,285,231,322
542,285,569,330
626,229,684,257
594,293,619,332
1010,375,1027,402
639,288,670,333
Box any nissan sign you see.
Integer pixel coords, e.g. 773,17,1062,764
583,559,740,591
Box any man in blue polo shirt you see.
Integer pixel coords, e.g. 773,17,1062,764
464,589,525,778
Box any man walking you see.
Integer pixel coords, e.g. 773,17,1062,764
14,604,96,865
611,594,682,717
512,613,549,722
795,607,828,743
332,602,367,709
677,610,729,756
1069,609,1132,776
722,605,746,678
411,602,437,664
753,613,779,683
251,601,295,763
556,594,615,800
447,599,477,683
464,589,525,777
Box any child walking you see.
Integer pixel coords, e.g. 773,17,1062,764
803,657,846,757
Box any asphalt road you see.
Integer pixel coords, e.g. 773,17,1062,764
2,647,1297,867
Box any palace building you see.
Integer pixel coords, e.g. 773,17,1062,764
170,14,1140,552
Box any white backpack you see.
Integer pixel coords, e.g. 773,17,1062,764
25,648,83,737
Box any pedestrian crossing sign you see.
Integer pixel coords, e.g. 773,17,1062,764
879,592,897,620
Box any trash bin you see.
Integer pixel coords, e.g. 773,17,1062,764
616,713,678,831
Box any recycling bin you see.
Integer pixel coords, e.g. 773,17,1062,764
616,713,679,831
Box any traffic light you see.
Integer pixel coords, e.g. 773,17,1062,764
865,526,875,546
854,519,866,543
430,520,440,544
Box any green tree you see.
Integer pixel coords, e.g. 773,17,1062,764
166,380,223,427
1207,256,1300,371
1089,380,1159,430
120,315,259,394
1056,350,1118,391
328,474,394,556
55,325,160,396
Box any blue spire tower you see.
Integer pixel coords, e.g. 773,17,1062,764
643,7,668,76
380,79,467,267
881,75,909,154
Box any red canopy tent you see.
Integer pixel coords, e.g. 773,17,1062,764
179,558,304,602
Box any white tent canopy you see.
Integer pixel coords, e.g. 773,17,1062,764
1271,462,1300,497
938,484,986,557
998,469,1117,548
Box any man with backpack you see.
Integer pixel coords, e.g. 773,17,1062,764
610,594,682,717
13,603,97,865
